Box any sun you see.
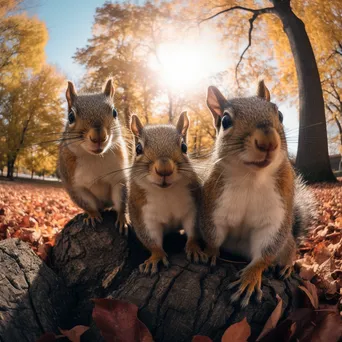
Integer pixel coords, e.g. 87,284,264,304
149,34,227,91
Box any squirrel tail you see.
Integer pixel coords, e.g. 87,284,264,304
292,175,317,241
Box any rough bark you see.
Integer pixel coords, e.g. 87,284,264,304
0,239,74,342
271,0,336,183
51,212,304,342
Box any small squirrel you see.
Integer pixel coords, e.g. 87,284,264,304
201,80,316,307
128,112,205,274
58,79,129,232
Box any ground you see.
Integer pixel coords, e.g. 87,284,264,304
0,177,341,305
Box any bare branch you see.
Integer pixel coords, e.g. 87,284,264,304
200,5,274,88
200,6,274,23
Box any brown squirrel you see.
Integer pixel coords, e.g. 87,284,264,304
58,79,129,232
128,112,205,274
200,80,316,307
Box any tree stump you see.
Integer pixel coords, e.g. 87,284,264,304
0,238,74,342
52,211,303,342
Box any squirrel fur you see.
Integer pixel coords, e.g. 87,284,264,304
128,112,205,274
200,80,316,307
58,79,129,232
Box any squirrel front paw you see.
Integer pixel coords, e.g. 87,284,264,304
228,261,267,308
115,211,130,236
83,211,103,228
278,264,294,279
139,249,169,275
185,238,207,264
203,246,220,266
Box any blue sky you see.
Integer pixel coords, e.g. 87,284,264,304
29,0,118,83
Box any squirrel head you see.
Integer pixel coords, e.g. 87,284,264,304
65,78,119,155
207,80,287,172
130,112,191,189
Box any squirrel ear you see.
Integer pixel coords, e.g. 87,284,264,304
130,114,143,137
176,111,190,141
257,80,271,102
207,86,227,131
66,81,77,109
104,78,115,99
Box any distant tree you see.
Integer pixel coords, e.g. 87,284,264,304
1,65,65,179
74,1,174,128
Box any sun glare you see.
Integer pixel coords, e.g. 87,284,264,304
149,36,227,91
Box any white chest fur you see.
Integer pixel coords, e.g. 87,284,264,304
213,172,285,258
141,182,195,231
73,145,126,202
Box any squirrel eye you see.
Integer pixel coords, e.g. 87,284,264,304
222,114,233,130
68,111,75,125
181,142,187,154
112,108,118,118
278,111,283,123
136,143,143,155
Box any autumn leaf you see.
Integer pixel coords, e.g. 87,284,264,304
299,281,319,309
221,317,251,342
256,294,283,341
92,298,154,342
59,325,89,342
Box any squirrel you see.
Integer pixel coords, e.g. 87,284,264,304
58,78,129,233
128,112,205,274
200,80,316,307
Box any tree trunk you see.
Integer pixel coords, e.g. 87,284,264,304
50,212,303,342
31,170,34,179
0,239,74,342
6,156,16,179
272,0,336,183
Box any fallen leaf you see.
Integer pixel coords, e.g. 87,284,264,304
59,325,89,342
92,298,153,342
257,294,283,341
221,317,251,342
299,281,319,309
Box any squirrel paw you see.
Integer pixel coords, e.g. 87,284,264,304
139,250,169,275
185,239,206,264
228,264,264,308
203,246,220,266
115,212,130,236
83,212,103,228
279,265,294,279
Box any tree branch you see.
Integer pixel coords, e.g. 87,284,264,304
200,6,274,88
200,6,274,23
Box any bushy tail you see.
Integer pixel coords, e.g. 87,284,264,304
292,175,317,241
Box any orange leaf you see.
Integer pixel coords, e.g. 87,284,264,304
222,317,251,342
256,294,283,341
59,325,89,342
299,281,319,309
92,298,154,342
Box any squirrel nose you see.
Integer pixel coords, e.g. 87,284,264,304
155,158,174,177
255,139,278,152
89,129,108,143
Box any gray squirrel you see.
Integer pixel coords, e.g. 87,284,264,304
200,81,316,307
58,79,129,233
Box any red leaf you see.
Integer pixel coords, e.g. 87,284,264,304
299,281,319,309
222,317,251,342
192,336,213,342
92,298,153,342
257,294,283,341
59,325,89,342
310,311,342,342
